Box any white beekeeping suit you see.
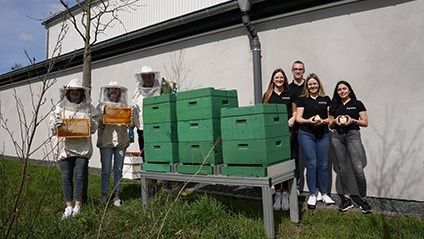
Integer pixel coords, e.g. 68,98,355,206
131,66,161,130
49,78,100,161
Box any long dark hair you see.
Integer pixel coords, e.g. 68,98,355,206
330,81,357,114
332,80,357,103
262,68,288,103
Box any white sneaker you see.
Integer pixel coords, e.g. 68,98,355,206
62,206,73,220
281,191,289,211
307,194,317,209
72,206,80,216
273,192,282,210
113,198,122,207
316,191,323,202
322,194,335,205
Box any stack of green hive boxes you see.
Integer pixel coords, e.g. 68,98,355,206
177,87,238,174
142,94,178,172
220,104,291,177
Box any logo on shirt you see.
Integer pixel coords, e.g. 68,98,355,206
318,101,327,105
346,107,357,110
281,96,290,100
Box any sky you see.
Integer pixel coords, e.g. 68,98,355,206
0,0,73,74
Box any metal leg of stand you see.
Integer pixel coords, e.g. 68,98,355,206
261,185,275,239
289,178,300,223
141,177,148,212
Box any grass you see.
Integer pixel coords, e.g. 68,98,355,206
1,158,423,239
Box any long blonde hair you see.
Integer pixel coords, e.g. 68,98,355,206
262,68,288,103
300,73,326,98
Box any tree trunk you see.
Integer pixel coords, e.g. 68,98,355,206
82,1,92,89
82,44,92,89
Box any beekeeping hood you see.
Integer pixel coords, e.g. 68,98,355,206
99,81,128,106
133,65,161,99
59,78,91,106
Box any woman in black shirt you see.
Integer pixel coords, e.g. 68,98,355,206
329,80,372,214
296,73,335,209
263,68,295,211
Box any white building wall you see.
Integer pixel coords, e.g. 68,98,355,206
257,1,424,201
2,0,423,201
46,0,230,57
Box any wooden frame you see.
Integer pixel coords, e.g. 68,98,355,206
57,118,90,138
103,105,132,125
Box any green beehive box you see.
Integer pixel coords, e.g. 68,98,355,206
177,87,238,120
142,162,174,173
178,141,222,165
177,164,215,175
221,165,268,177
177,119,220,141
143,94,176,123
222,137,290,165
221,104,289,140
144,122,178,143
144,142,179,163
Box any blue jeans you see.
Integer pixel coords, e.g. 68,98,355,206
59,157,88,202
100,147,126,195
298,130,329,194
331,130,367,198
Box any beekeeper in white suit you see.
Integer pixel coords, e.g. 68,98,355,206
96,81,131,207
49,78,99,219
130,66,161,158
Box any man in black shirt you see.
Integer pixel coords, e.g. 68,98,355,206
288,60,306,194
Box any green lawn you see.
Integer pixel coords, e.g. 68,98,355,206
1,159,423,239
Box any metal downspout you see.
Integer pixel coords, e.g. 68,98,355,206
238,0,262,104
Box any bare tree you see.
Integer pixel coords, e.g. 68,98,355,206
0,20,71,239
59,0,138,89
163,50,194,91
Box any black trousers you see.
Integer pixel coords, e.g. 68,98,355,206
137,129,144,158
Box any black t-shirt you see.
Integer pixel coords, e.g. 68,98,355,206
268,90,293,119
288,81,305,105
296,95,331,138
288,81,305,130
329,99,366,132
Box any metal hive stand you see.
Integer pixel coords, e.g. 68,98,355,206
140,160,299,239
